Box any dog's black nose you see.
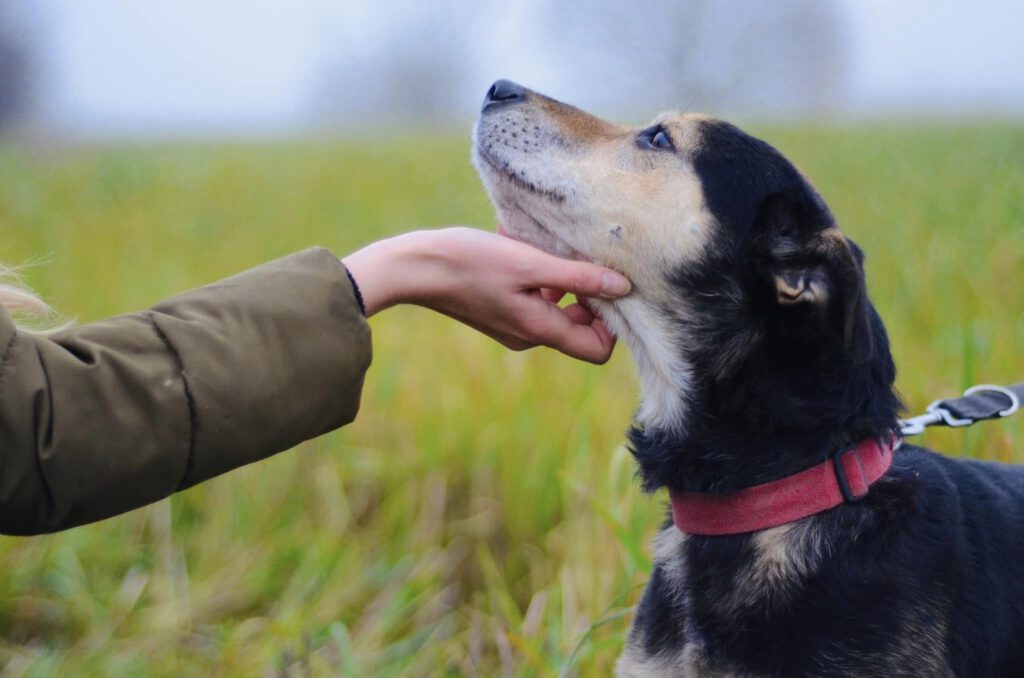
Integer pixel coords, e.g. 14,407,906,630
482,79,526,111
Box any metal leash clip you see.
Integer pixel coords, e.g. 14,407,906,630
899,383,1022,437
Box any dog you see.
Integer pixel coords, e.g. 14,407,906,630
473,79,1024,677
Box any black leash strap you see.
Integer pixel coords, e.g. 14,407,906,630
899,382,1023,436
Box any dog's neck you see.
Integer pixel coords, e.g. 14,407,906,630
594,296,695,433
622,302,902,494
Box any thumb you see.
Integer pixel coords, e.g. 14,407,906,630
529,257,631,300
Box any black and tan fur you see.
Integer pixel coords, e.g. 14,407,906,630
473,80,1024,677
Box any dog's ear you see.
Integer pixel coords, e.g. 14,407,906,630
752,191,873,358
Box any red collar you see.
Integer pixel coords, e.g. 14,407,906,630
669,437,896,536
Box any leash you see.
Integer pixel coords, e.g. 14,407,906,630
899,382,1023,436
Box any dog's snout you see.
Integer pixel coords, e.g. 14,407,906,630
482,79,526,111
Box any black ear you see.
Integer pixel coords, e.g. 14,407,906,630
752,191,872,357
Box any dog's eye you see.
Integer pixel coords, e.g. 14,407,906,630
641,127,674,151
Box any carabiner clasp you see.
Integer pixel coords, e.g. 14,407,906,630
898,410,943,436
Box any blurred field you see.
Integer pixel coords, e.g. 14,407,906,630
0,124,1022,676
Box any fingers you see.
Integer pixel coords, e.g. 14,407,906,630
532,302,617,364
540,288,566,304
456,300,616,362
553,316,616,364
525,256,631,300
564,303,616,354
452,315,536,352
492,226,630,299
561,301,595,325
426,226,624,362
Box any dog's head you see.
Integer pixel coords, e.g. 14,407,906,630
473,80,891,438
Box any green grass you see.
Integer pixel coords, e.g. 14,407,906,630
0,124,1022,676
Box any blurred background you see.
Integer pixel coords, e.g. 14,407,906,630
1,1,1022,676
3,0,1024,138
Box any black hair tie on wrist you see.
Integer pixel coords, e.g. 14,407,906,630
345,269,366,316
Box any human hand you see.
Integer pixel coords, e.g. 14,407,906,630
341,227,631,363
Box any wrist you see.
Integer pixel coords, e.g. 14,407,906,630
341,231,448,316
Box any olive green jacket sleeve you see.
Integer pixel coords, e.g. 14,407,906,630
0,247,371,536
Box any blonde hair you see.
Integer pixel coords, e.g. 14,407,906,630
0,263,54,329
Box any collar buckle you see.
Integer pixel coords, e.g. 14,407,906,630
833,445,870,503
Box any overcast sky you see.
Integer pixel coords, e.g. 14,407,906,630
28,0,1024,137
842,0,1024,113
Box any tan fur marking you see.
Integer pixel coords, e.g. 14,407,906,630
814,227,858,267
775,274,808,303
474,92,718,432
725,521,823,613
818,226,850,250
774,272,827,306
536,94,622,141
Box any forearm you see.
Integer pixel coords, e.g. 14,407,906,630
0,248,371,535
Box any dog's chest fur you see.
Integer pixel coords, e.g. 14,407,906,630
616,522,824,677
617,504,956,678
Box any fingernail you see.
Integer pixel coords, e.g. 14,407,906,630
600,272,632,298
